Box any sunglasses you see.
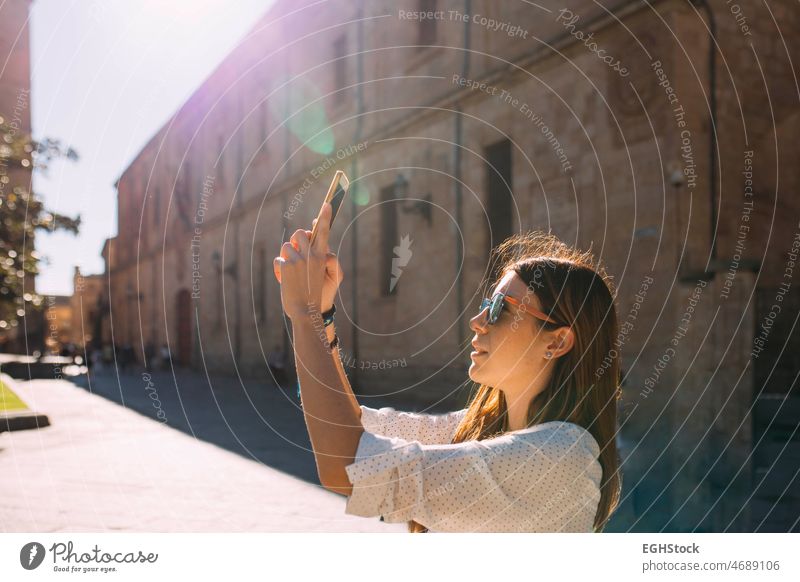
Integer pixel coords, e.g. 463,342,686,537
479,292,559,325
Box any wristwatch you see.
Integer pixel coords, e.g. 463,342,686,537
321,303,336,327
328,334,339,350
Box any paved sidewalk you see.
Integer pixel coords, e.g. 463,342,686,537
0,370,406,532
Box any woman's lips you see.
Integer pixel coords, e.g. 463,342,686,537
471,341,488,357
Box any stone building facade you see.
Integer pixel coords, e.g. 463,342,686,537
0,0,39,352
108,0,800,531
42,294,71,352
70,267,106,349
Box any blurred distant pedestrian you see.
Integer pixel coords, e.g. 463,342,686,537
267,344,287,386
102,343,113,365
144,341,155,371
159,344,171,370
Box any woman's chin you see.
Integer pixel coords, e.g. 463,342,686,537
468,362,484,383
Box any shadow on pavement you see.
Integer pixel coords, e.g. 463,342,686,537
65,366,406,487
67,367,322,484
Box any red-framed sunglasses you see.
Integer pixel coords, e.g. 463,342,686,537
479,292,559,325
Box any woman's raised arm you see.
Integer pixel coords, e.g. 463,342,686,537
274,202,363,495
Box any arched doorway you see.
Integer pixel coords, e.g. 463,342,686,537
175,289,192,367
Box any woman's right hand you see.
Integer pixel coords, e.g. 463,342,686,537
273,219,344,312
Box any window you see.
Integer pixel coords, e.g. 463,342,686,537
260,98,268,146
153,186,160,226
237,92,245,191
258,70,270,147
258,247,267,324
127,188,134,240
485,139,513,283
214,254,223,330
333,35,347,104
177,160,192,230
217,134,226,188
417,0,437,46
184,160,192,197
380,184,398,296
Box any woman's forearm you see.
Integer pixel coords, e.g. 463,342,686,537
292,310,364,495
324,322,362,422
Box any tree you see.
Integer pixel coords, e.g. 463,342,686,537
0,114,80,335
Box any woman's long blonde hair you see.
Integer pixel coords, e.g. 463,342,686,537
409,232,622,533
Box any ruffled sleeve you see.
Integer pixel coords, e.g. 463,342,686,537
344,422,603,532
359,404,468,445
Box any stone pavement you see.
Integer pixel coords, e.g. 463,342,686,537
0,368,406,532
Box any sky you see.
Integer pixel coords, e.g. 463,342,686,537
30,0,274,296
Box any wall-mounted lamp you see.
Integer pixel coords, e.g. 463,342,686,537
212,250,237,278
224,261,238,279
394,173,433,226
667,161,685,188
126,283,143,301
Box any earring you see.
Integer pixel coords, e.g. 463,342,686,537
545,351,553,359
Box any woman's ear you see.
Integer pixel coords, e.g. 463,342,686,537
549,327,575,357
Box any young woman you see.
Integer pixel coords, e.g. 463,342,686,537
274,203,622,533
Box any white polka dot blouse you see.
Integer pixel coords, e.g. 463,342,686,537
344,405,603,533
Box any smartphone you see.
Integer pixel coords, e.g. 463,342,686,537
309,170,349,247
282,170,350,268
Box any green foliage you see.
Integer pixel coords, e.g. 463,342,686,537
0,115,80,332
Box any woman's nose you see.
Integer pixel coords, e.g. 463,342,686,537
469,305,489,333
